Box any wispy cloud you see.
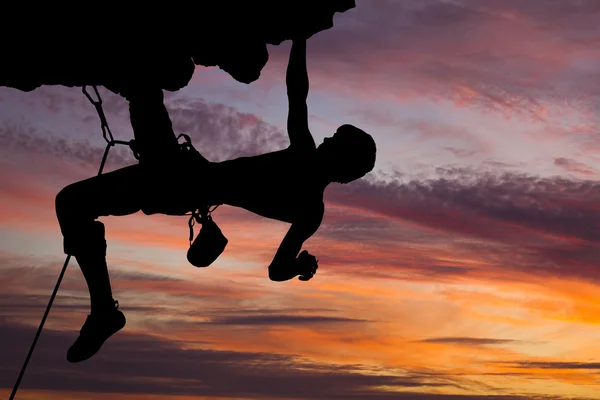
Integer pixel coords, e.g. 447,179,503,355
417,337,520,347
554,158,597,175
501,361,600,370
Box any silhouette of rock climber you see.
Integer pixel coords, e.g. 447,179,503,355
55,38,376,363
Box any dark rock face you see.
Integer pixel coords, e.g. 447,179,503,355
0,1,355,96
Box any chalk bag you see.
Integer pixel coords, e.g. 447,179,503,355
187,208,228,268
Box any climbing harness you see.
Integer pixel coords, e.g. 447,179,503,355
9,85,219,399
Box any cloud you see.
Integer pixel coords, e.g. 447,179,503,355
418,337,519,347
2,318,590,399
0,121,134,172
327,168,600,245
554,157,597,175
0,320,469,399
423,265,474,276
499,361,600,370
207,314,368,326
320,168,600,282
443,147,480,158
164,94,288,161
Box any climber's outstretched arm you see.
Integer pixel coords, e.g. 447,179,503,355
287,39,316,152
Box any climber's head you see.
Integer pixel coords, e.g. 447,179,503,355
316,124,376,184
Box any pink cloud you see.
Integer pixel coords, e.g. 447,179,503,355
554,157,597,175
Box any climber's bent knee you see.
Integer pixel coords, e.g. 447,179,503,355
56,184,107,256
55,184,78,222
62,221,106,256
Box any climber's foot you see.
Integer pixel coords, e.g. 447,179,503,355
67,300,126,363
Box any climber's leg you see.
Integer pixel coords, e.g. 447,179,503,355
56,166,147,309
55,165,147,363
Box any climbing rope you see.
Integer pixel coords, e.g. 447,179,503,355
9,85,139,400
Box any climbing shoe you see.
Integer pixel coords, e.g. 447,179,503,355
66,300,126,363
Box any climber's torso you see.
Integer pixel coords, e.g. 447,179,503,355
207,147,325,225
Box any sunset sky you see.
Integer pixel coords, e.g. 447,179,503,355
2,1,600,399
